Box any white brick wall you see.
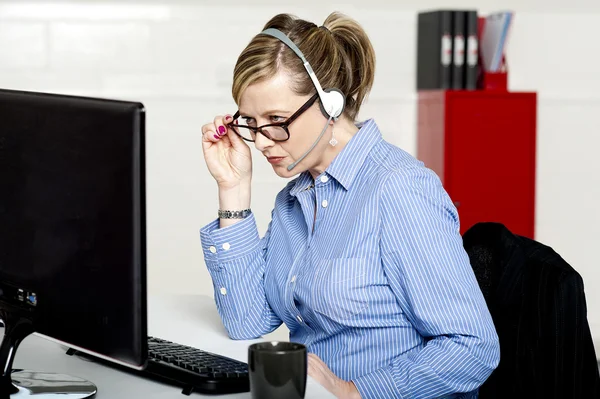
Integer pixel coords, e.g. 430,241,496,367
1,1,599,349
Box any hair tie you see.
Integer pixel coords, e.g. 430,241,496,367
319,25,331,33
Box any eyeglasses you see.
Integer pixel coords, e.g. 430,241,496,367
228,93,319,142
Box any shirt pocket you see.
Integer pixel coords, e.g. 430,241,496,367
311,257,371,322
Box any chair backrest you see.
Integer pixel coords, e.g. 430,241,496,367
461,223,508,304
462,222,600,398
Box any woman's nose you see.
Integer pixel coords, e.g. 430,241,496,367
254,130,275,151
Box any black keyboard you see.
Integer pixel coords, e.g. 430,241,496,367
144,336,249,395
66,336,249,396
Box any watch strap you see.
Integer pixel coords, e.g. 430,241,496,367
218,209,252,219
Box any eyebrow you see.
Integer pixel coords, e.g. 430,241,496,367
239,109,292,117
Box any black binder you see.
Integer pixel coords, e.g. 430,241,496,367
464,10,479,90
452,11,466,89
416,10,453,90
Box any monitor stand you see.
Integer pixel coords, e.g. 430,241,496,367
0,311,97,398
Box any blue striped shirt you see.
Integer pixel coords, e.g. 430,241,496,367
200,119,500,399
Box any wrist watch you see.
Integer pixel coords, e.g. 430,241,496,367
218,209,252,219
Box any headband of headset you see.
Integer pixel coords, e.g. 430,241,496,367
259,27,345,119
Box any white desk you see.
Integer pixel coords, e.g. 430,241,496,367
10,295,335,398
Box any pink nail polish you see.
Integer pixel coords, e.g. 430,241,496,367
214,134,220,139
218,125,226,134
225,115,232,121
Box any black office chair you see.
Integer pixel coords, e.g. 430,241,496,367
462,222,600,399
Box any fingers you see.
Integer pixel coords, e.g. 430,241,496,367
222,115,251,152
201,122,221,143
307,354,339,396
308,353,320,369
308,354,329,377
307,358,316,377
308,353,323,364
213,115,231,139
226,120,245,147
203,114,239,142
307,356,323,386
202,114,231,143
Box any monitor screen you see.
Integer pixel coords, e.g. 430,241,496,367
0,89,147,369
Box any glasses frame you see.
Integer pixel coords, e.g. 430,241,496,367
228,93,320,142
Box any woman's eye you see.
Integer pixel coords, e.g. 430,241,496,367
243,117,256,126
270,115,285,123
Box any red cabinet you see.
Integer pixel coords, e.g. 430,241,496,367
417,90,537,239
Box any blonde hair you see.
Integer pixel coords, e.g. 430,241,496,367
232,12,376,121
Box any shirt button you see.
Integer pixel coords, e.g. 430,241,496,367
297,315,303,323
222,242,231,250
320,175,329,183
220,287,227,295
321,200,328,208
209,246,217,254
291,275,297,283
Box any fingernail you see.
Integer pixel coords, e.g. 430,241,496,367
225,115,232,121
218,125,226,134
214,134,220,139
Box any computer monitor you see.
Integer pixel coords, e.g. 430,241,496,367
0,88,147,398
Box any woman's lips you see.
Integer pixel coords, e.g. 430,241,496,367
267,157,285,164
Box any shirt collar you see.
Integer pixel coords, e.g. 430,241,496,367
289,171,314,197
290,119,382,196
326,119,381,190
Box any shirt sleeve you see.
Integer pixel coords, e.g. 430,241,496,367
199,212,282,340
352,169,500,399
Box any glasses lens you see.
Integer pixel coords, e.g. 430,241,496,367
230,117,256,141
262,125,288,141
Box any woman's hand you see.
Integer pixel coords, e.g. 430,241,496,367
308,353,361,399
201,115,252,189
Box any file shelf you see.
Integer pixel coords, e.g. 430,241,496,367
417,90,537,239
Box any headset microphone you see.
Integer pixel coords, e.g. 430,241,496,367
286,117,332,171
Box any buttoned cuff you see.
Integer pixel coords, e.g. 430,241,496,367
352,366,401,399
199,213,261,265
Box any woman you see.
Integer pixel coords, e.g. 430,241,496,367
199,11,499,399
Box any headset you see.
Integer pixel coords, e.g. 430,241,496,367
260,28,345,120
259,27,346,171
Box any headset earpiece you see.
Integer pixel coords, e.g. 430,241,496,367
319,88,345,119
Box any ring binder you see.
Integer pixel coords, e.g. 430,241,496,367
477,16,508,91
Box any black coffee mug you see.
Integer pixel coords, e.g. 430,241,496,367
248,341,307,399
